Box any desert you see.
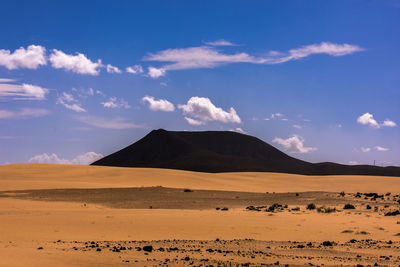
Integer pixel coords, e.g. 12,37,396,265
1,1,399,266
1,163,400,266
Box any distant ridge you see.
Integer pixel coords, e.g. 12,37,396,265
92,129,400,176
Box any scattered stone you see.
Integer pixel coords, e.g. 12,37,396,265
142,245,153,252
384,210,400,216
322,241,334,246
344,204,355,209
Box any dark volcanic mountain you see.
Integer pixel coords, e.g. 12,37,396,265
92,129,400,176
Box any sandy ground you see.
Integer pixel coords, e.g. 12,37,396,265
0,163,400,266
1,163,400,193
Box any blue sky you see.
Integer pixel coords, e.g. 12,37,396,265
0,0,399,166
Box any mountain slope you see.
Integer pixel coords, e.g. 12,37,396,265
92,129,400,176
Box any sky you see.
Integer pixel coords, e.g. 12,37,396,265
0,0,399,166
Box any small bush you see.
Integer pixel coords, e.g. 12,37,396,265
307,203,316,210
366,205,372,210
343,204,355,209
339,191,345,197
184,189,193,192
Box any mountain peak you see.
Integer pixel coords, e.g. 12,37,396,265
92,130,400,176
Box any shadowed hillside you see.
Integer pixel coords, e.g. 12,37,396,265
92,129,400,176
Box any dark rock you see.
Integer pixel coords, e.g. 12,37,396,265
384,210,400,216
322,241,334,246
142,245,153,252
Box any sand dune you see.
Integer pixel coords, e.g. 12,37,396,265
1,163,400,193
1,164,400,266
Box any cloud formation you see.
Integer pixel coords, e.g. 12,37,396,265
49,49,102,75
357,113,397,128
357,112,380,128
272,135,317,153
361,147,371,152
57,92,86,112
0,108,50,119
77,115,142,129
382,119,396,127
0,80,49,100
29,151,103,165
142,96,175,112
144,42,363,77
106,64,121,73
178,97,241,125
229,127,246,134
101,97,130,109
0,45,46,70
184,117,204,125
126,65,143,74
375,146,389,152
203,39,237,46
148,66,166,78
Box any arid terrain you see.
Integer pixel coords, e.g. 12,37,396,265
1,163,400,266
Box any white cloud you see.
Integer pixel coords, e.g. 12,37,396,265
87,88,94,96
142,96,175,112
0,45,46,70
0,108,50,119
106,64,121,73
375,146,389,152
357,112,380,128
272,135,317,153
49,49,102,75
286,42,363,60
0,80,49,101
229,127,246,134
357,113,397,128
77,115,142,129
57,92,86,112
184,117,205,125
144,42,363,77
271,113,284,119
178,97,241,125
264,118,270,121
101,97,130,109
96,89,105,96
203,39,237,46
349,161,359,165
382,119,396,127
126,65,143,74
148,66,166,78
293,124,302,129
361,147,371,152
29,152,103,165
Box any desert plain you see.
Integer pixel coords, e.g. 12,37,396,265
0,163,399,266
